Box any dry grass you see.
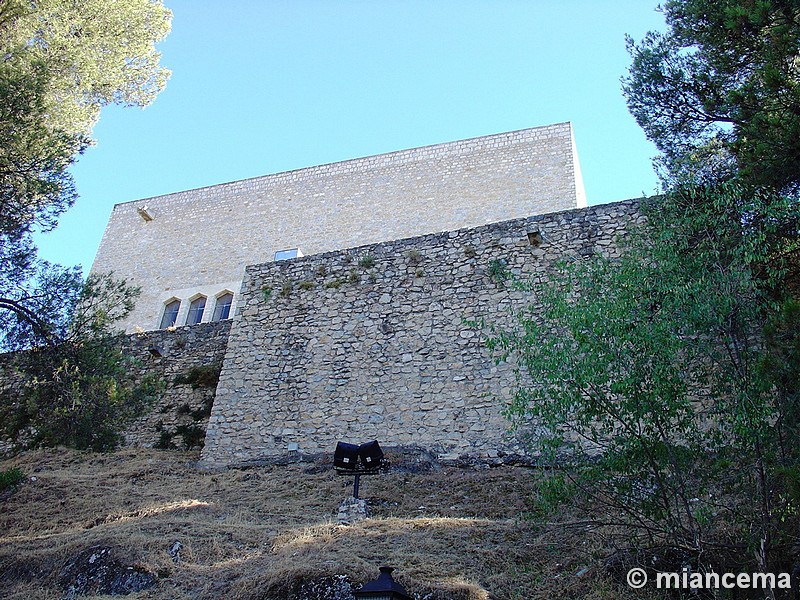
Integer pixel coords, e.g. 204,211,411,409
0,448,645,599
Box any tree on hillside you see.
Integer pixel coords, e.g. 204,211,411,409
0,273,162,452
623,0,800,194
488,0,800,583
0,0,171,451
0,0,171,347
488,184,800,571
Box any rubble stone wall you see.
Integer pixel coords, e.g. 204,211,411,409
201,200,642,466
122,320,231,449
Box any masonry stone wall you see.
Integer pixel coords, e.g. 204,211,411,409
200,200,641,467
121,320,231,449
0,321,231,455
90,123,586,333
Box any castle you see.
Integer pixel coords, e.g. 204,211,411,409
91,123,585,333
89,123,637,466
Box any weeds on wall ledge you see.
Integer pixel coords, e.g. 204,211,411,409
487,258,511,287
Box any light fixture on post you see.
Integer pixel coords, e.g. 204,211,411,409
333,440,387,499
353,566,412,600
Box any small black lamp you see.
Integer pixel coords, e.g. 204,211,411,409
353,566,412,600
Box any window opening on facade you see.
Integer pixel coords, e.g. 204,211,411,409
160,299,180,329
274,248,303,261
186,296,206,325
212,292,233,321
527,230,543,247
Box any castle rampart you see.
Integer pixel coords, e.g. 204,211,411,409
200,199,640,467
121,320,231,449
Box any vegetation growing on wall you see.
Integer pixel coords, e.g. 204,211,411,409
489,0,800,582
357,254,375,269
279,280,293,298
487,258,511,286
173,363,222,390
1,275,164,452
406,248,423,265
152,364,220,450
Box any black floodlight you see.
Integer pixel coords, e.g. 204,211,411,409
358,440,384,469
334,441,389,499
334,441,360,470
353,566,412,600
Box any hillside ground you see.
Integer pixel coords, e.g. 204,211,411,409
0,447,644,599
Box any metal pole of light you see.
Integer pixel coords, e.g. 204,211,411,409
353,473,361,499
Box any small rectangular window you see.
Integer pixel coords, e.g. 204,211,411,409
186,297,206,325
212,293,233,321
274,248,303,261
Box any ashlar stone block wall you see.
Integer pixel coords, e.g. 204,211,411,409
91,122,585,333
201,200,641,467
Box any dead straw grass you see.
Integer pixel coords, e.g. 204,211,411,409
0,448,645,599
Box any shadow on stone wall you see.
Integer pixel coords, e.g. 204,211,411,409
121,320,231,450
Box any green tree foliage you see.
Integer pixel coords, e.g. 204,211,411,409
0,1,171,451
1,273,162,452
0,466,24,493
623,0,800,194
10,0,171,138
488,184,800,570
0,0,171,340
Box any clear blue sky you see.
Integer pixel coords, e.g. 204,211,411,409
36,0,666,273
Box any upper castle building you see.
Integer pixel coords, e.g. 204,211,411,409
90,122,587,332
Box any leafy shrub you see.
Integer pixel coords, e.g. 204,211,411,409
173,363,221,389
175,424,205,449
154,430,176,450
189,397,214,421
0,467,24,493
325,279,344,289
407,248,422,265
358,254,375,269
487,258,510,285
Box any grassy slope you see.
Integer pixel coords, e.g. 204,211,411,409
0,448,640,599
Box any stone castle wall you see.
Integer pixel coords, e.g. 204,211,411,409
121,321,231,449
90,123,586,333
0,321,230,455
201,200,641,467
